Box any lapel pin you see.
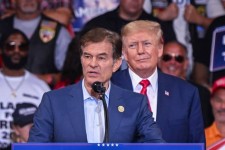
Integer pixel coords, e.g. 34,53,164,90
118,106,124,112
165,90,169,96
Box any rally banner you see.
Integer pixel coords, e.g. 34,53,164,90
210,26,225,72
72,0,119,32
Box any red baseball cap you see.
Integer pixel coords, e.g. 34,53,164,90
212,77,225,95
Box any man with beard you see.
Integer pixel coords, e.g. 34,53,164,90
0,29,50,150
0,0,72,86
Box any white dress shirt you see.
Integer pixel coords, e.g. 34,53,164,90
82,80,110,143
128,68,158,121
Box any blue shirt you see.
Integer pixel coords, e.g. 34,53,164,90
82,80,110,143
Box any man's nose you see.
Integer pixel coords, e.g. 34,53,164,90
89,57,98,67
137,43,145,54
14,45,20,52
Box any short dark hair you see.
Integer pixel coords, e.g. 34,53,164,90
0,28,29,49
164,40,188,56
80,28,122,60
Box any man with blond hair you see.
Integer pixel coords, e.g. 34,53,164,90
111,20,205,143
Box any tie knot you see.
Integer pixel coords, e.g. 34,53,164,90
140,79,150,88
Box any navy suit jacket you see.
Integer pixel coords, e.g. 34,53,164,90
28,81,164,143
111,69,205,143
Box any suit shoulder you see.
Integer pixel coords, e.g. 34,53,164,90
160,72,197,90
46,84,75,96
111,70,127,79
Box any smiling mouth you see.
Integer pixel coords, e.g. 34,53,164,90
168,66,176,71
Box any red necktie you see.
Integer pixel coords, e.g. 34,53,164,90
139,79,151,111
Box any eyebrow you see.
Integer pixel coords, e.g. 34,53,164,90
83,52,108,56
129,40,151,43
98,53,108,56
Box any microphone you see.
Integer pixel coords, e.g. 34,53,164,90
91,81,109,143
91,81,106,94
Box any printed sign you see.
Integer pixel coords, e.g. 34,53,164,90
210,26,225,72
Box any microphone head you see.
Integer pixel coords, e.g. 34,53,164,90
92,81,106,94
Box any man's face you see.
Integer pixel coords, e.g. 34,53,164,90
123,31,163,76
211,88,225,123
120,0,144,16
81,40,121,90
158,42,188,79
2,33,29,70
15,0,40,13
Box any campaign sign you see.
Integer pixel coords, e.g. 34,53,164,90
72,0,119,32
71,0,151,32
210,26,225,72
12,143,204,150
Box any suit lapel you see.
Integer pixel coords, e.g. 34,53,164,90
156,72,171,128
66,81,87,142
108,84,125,139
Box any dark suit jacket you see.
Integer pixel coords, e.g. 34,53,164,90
111,69,205,143
28,81,164,143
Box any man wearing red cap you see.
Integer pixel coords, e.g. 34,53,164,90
205,76,225,147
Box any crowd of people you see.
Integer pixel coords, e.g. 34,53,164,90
1,0,225,149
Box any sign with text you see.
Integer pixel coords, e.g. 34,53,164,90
72,0,119,32
210,26,225,72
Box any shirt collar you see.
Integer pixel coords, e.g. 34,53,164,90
128,68,158,92
208,122,223,138
82,79,110,104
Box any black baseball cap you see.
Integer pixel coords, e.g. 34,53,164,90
12,103,37,127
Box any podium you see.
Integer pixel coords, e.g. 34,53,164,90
12,143,204,150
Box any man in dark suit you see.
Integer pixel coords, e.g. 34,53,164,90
28,28,164,143
111,20,205,143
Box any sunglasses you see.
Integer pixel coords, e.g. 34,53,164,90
162,54,185,63
4,41,29,52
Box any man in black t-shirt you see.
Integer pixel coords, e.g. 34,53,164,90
81,0,176,43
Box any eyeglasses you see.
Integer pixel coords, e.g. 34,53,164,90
4,41,29,52
162,54,185,63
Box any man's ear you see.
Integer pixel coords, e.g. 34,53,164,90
158,43,163,58
113,57,122,73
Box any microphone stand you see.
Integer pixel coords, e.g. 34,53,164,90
92,81,109,143
99,93,109,143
